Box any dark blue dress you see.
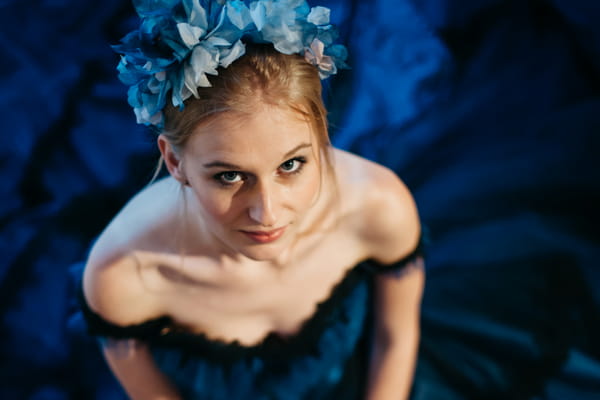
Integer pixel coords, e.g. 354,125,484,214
77,241,424,400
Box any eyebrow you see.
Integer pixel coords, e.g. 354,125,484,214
202,143,313,169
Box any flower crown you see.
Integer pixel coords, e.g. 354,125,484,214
113,0,348,127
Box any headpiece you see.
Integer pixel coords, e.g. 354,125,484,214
113,0,348,127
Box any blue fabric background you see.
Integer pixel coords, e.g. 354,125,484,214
1,0,598,399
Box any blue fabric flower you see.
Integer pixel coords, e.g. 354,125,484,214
113,0,348,127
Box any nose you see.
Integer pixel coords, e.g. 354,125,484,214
248,182,279,227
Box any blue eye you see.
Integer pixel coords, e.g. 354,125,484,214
279,157,306,174
215,171,242,185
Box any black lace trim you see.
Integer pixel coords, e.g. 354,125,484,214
79,266,368,363
78,235,425,363
360,235,425,275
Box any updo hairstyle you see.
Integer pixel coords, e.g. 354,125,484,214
160,43,334,174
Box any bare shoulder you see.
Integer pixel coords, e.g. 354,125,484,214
83,252,162,326
94,177,182,252
82,177,181,325
332,148,421,264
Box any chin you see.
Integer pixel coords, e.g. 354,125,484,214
237,243,287,262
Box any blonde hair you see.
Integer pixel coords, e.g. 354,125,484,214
157,43,334,176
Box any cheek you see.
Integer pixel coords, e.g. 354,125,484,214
195,190,239,224
292,165,321,209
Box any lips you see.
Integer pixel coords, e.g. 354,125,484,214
240,226,287,244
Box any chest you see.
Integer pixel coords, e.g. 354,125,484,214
153,231,368,345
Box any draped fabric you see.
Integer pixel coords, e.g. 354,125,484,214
75,263,373,400
70,245,424,399
1,1,598,399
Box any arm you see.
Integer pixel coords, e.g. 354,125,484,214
102,338,182,400
366,258,425,400
83,251,182,400
359,164,425,399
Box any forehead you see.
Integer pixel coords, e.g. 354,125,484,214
185,107,314,161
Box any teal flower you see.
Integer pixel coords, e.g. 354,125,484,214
113,0,348,127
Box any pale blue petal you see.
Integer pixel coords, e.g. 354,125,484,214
209,21,245,45
273,38,304,54
177,22,205,48
183,62,201,98
294,1,310,18
219,39,246,67
316,26,337,46
276,4,297,26
196,70,212,86
147,76,162,94
276,0,307,14
182,0,208,29
135,106,162,126
249,1,266,30
148,111,163,126
171,68,187,107
191,45,219,77
117,0,348,126
141,90,160,114
206,5,228,38
154,76,171,112
226,0,253,30
307,6,329,26
180,85,193,102
262,24,304,53
205,36,230,47
127,85,142,109
117,59,145,86
133,107,146,124
135,87,164,125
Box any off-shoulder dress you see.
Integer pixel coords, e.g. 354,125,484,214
76,239,424,400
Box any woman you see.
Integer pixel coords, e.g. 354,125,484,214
79,1,425,399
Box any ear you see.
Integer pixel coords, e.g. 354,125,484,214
157,135,187,185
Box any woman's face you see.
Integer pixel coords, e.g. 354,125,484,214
181,106,323,262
